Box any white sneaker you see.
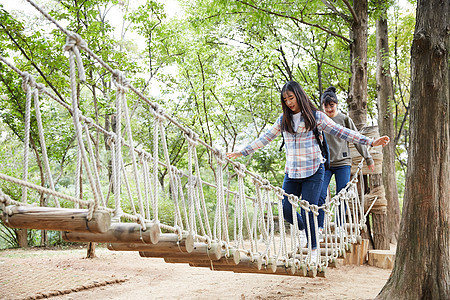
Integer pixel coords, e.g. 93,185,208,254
318,227,324,242
310,249,318,265
299,229,307,248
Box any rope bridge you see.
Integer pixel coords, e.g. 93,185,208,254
0,0,368,278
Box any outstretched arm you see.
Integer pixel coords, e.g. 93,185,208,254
371,135,390,147
226,152,243,159
227,115,283,159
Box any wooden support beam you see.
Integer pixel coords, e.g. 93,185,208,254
62,222,160,244
343,239,370,265
1,206,110,233
108,233,194,253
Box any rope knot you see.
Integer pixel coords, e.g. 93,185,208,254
275,187,285,200
171,165,182,177
204,236,212,248
252,175,263,187
64,33,86,82
112,69,129,93
106,133,116,146
310,204,319,216
173,225,183,240
21,72,36,92
189,175,198,187
213,147,225,164
85,117,94,126
299,199,311,212
35,83,46,95
185,129,199,146
287,194,298,208
234,162,246,178
152,104,166,122
136,214,147,231
86,199,95,220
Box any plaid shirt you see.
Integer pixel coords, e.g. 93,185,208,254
241,111,374,179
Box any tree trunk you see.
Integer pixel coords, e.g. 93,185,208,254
16,228,28,248
370,174,389,250
377,0,449,298
375,1,400,245
347,0,368,129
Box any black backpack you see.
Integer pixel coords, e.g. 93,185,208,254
279,110,330,170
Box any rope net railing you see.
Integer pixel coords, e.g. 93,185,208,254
0,0,368,277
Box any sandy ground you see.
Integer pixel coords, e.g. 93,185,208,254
0,245,392,300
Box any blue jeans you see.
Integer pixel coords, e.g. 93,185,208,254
318,165,351,228
282,164,324,249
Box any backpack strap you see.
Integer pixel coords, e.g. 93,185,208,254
279,132,285,151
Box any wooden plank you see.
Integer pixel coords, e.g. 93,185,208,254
108,233,194,253
138,241,222,260
164,248,240,265
63,222,160,244
1,206,110,233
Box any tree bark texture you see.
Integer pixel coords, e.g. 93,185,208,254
16,228,28,248
370,174,389,250
377,0,449,298
86,242,96,258
347,0,368,129
375,5,400,245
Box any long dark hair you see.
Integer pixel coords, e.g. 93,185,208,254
280,81,318,133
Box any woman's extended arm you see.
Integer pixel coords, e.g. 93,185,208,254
319,111,390,147
227,115,283,159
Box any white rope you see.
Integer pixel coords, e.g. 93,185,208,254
67,47,99,215
140,152,151,220
83,123,106,207
192,140,212,238
20,72,32,204
32,85,60,207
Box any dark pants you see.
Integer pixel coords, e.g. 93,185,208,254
318,165,351,228
282,164,324,249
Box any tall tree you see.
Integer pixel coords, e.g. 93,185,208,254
347,0,369,128
375,0,400,246
377,0,449,298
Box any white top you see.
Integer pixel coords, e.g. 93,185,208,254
292,112,301,132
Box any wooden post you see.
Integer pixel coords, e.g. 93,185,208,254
2,206,110,233
63,222,160,244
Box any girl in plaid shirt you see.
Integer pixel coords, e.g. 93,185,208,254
227,81,390,262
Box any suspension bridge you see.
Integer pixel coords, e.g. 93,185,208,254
0,0,371,279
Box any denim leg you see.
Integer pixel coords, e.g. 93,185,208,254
299,164,324,249
333,165,351,226
318,169,333,228
282,174,305,231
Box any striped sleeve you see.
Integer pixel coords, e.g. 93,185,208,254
241,115,283,156
317,111,374,146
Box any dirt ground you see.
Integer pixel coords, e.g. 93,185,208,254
0,245,392,300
